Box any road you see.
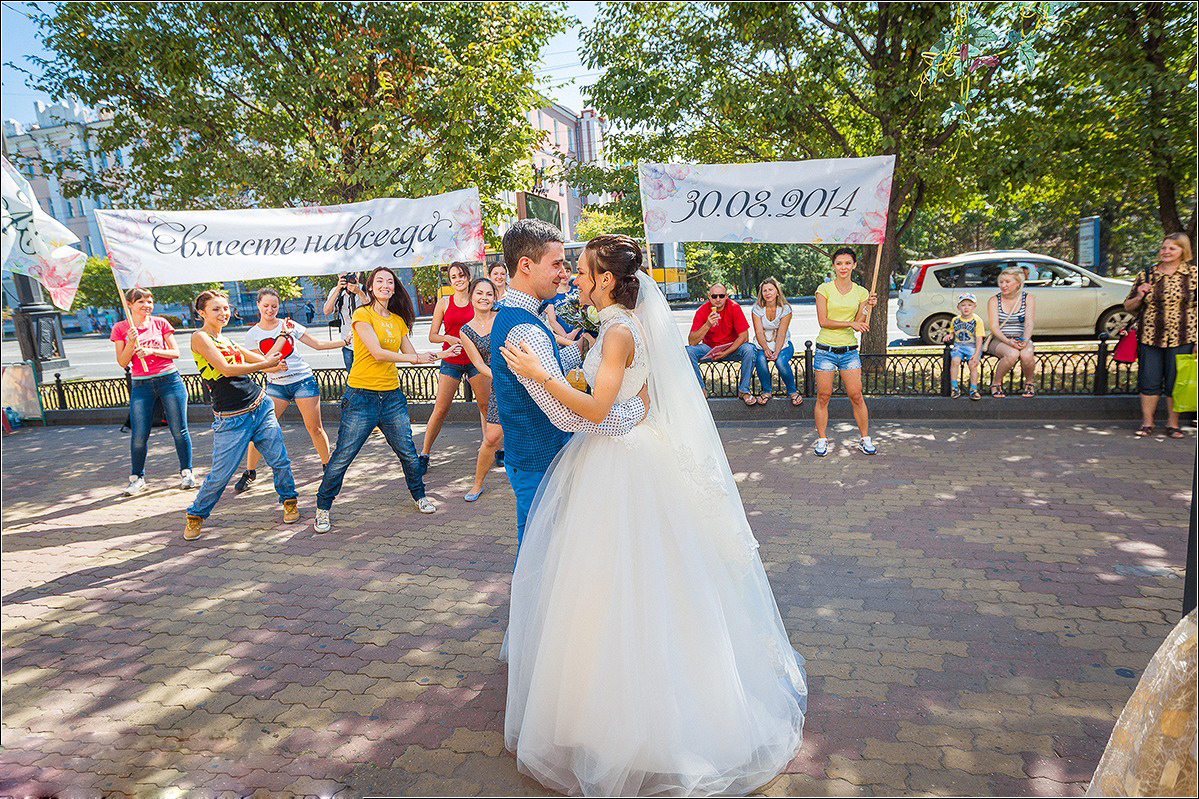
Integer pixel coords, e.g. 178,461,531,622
3,303,910,380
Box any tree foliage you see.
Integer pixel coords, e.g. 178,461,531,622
74,256,220,311
577,2,1047,352
24,1,566,236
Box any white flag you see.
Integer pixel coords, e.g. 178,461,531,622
638,156,895,246
1,156,87,310
95,189,487,289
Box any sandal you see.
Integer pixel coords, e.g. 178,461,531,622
1165,427,1185,439
1022,383,1036,398
950,386,962,399
790,392,804,407
740,393,757,406
969,388,982,401
757,394,771,405
990,385,1006,399
1135,425,1155,438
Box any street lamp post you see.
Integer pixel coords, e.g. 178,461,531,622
9,273,70,384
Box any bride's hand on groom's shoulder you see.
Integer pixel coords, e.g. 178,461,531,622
500,341,549,384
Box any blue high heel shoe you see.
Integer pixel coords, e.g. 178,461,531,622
465,490,484,502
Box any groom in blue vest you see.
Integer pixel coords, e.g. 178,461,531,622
490,219,648,552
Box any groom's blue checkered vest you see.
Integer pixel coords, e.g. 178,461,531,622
490,304,571,473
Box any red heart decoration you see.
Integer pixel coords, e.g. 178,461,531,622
259,335,294,359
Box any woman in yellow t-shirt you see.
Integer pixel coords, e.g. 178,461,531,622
313,266,460,533
813,247,878,457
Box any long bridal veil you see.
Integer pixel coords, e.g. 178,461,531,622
505,271,807,796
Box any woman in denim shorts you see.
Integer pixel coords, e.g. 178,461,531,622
812,247,878,457
232,287,350,491
419,262,490,473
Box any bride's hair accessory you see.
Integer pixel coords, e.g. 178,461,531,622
586,234,644,309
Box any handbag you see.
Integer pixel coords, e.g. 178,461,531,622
1112,324,1138,364
1172,353,1197,413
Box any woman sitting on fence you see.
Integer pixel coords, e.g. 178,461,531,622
185,290,298,541
111,287,194,495
457,277,505,501
813,247,878,456
1123,232,1196,438
313,267,460,534
751,277,800,406
232,287,350,493
420,262,489,475
986,266,1038,398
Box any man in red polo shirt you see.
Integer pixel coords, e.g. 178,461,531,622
686,282,756,400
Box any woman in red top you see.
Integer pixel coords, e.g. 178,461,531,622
420,262,484,472
111,287,194,495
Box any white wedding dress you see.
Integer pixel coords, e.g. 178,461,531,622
505,274,807,797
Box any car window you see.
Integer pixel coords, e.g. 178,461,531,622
933,265,962,288
1009,260,1087,287
960,262,1003,288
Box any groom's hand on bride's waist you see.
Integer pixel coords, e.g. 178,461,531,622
637,384,650,420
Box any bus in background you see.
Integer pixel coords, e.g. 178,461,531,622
562,240,688,301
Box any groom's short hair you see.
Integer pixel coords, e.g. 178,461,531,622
503,219,565,275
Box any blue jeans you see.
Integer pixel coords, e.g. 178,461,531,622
341,347,354,372
317,386,425,510
813,347,863,372
129,371,192,477
685,342,755,394
1138,343,1193,396
505,463,547,554
753,343,797,394
187,401,296,519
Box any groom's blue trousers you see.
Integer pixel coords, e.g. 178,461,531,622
505,463,547,556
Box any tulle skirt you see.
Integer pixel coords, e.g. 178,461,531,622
504,424,807,796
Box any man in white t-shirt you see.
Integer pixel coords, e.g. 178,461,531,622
323,273,369,372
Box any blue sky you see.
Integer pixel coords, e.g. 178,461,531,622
1,1,601,124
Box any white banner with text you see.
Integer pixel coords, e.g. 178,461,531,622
638,156,895,245
95,188,486,288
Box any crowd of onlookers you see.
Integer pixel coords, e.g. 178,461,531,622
108,233,1195,538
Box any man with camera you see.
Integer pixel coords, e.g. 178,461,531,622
323,272,369,372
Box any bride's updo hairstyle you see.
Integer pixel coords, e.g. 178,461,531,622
585,234,645,309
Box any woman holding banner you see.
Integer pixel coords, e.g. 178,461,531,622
813,247,878,457
232,287,350,493
184,290,298,541
313,267,460,534
111,287,195,495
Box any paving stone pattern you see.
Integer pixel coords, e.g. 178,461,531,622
1,419,1193,797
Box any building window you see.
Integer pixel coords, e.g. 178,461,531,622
65,199,74,218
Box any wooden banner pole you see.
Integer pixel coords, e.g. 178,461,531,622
94,221,149,372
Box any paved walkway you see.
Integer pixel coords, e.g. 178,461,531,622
1,419,1193,797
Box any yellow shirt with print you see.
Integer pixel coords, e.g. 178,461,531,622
349,306,408,391
816,281,870,347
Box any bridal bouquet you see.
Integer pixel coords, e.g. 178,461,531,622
554,285,600,334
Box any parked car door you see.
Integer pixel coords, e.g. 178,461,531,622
1006,260,1097,333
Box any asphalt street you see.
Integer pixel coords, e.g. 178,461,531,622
4,303,910,380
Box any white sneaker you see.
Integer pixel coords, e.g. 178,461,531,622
179,469,196,489
414,497,437,514
858,436,877,455
813,438,829,457
124,475,147,496
314,508,331,534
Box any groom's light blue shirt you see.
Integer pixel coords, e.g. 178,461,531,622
500,288,644,437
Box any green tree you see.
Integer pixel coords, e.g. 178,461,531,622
24,1,565,232
577,2,1045,353
74,256,220,311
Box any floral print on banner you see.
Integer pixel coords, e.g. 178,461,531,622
1,156,87,309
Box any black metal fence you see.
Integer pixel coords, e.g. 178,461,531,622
44,340,1138,411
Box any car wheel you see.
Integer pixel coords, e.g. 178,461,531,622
920,314,954,345
1096,306,1135,338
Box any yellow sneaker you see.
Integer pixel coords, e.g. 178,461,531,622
282,498,300,523
184,514,203,540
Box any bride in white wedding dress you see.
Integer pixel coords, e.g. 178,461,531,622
499,235,807,797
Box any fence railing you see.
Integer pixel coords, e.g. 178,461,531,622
43,340,1137,411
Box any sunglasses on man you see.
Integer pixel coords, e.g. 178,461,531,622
709,293,727,299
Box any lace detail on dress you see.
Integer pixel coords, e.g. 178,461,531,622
583,306,649,404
